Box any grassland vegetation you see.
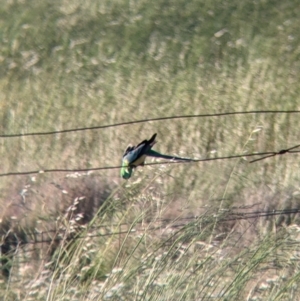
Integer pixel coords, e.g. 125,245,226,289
1,0,300,300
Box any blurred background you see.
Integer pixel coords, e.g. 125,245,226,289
1,0,300,300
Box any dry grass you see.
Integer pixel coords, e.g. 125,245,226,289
1,0,300,300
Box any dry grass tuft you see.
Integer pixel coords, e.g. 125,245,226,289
1,0,300,299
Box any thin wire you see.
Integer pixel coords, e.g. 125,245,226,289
249,144,300,163
0,150,281,177
4,208,300,246
1,149,300,178
1,110,300,138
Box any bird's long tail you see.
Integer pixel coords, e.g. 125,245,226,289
146,149,193,161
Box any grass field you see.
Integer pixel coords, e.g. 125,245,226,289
1,0,300,300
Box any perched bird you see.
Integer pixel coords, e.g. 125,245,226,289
121,133,157,179
121,133,192,179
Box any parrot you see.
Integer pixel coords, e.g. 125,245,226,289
121,133,192,179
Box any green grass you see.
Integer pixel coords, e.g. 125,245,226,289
1,0,300,300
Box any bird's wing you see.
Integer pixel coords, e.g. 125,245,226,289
146,149,192,161
124,133,157,164
148,133,157,145
124,144,148,165
121,133,158,179
135,133,157,149
123,144,135,157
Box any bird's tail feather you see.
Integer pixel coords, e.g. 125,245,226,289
146,149,192,161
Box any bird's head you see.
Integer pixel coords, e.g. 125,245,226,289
121,159,133,179
121,166,133,179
